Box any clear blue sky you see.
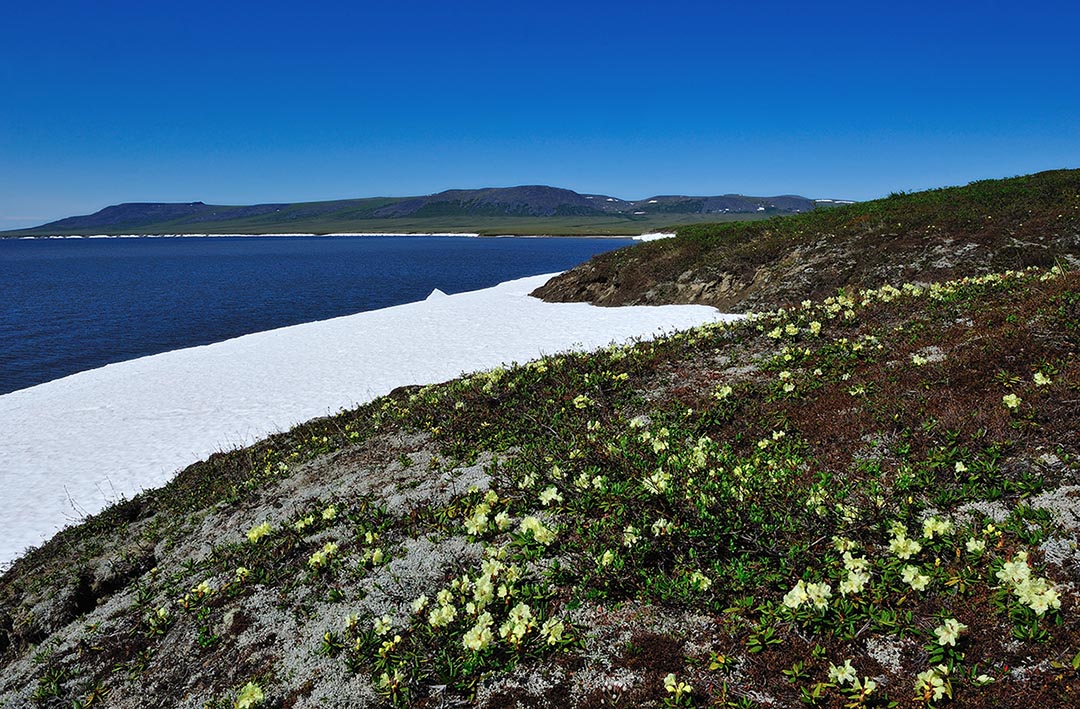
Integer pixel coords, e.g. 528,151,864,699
2,0,1078,229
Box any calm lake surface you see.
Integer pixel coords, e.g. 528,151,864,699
0,235,634,394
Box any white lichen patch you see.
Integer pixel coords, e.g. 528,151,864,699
1040,535,1080,571
475,663,567,708
956,499,1011,524
913,344,946,363
568,666,641,706
353,535,483,618
1029,485,1080,532
865,634,913,673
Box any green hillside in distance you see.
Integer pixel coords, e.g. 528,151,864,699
534,168,1080,310
1,186,833,237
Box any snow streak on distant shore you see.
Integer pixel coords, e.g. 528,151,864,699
0,274,733,567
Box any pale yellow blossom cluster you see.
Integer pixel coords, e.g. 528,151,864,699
643,468,672,494
650,517,674,536
921,516,953,539
805,488,828,515
572,394,592,409
901,565,931,591
378,634,401,658
838,552,871,596
464,490,510,536
887,522,923,559
832,536,857,553
428,588,458,628
686,436,712,471
639,426,670,453
915,665,951,702
307,542,338,569
462,611,494,651
688,570,712,591
373,615,393,635
933,618,967,646
235,681,265,709
828,659,856,685
783,579,832,610
518,515,556,545
965,537,986,554
540,617,565,645
996,551,1062,615
376,668,405,693
246,521,272,543
663,673,692,700
538,485,563,506
179,578,214,608
500,602,535,646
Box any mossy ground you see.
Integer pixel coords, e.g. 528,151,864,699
1,263,1077,708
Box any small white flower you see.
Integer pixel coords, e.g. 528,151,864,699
373,615,393,636
540,618,565,645
901,565,930,591
828,659,856,685
783,580,809,609
933,618,967,646
539,486,563,506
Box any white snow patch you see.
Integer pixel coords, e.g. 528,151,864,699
0,273,733,567
633,232,676,242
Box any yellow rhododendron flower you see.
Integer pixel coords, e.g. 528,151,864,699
235,681,265,709
247,521,272,544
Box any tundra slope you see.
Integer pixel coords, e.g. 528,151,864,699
532,169,1080,311
0,263,1077,708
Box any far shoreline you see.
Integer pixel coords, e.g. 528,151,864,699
5,232,648,240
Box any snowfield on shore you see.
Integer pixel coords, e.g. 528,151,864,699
0,273,733,567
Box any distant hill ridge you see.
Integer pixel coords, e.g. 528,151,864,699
4,185,828,236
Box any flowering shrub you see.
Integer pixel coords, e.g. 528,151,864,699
234,681,265,709
996,551,1062,615
246,521,272,543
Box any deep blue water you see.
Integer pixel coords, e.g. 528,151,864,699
0,235,633,395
